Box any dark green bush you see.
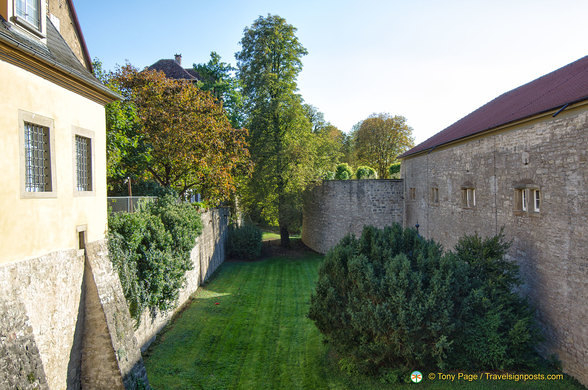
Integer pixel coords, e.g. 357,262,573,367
334,163,353,180
108,195,202,323
227,224,262,260
308,225,540,377
355,165,377,179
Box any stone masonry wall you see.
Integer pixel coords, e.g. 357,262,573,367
0,248,84,390
84,240,149,389
402,106,588,386
302,180,404,254
0,240,150,390
134,208,229,351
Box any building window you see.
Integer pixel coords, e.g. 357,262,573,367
409,187,416,201
24,122,52,192
431,187,439,204
75,135,92,191
14,0,41,30
533,189,540,212
461,188,476,208
514,186,541,215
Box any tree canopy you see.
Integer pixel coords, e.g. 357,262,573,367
104,64,251,202
237,14,318,246
193,51,245,129
353,113,414,178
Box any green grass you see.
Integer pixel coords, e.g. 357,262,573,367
143,254,584,390
262,231,301,241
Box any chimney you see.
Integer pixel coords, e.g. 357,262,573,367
174,54,182,66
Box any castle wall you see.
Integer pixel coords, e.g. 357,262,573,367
134,208,229,351
302,180,404,254
402,104,588,385
0,239,149,390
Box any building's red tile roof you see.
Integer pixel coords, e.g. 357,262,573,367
401,55,588,158
148,59,201,81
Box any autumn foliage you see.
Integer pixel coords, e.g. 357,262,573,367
109,64,251,202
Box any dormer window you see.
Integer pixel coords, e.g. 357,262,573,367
15,0,40,29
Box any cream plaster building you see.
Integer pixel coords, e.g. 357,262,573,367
0,1,148,388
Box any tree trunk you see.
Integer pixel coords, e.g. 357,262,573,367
279,224,290,248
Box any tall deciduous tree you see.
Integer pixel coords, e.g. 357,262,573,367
236,14,310,247
353,113,414,178
193,52,245,129
106,64,251,202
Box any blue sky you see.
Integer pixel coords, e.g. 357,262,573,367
75,0,588,144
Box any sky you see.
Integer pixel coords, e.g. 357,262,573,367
75,0,588,144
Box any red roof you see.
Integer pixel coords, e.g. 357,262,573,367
401,55,588,158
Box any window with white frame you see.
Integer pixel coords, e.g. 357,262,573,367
461,187,476,208
24,122,52,192
532,189,540,212
14,0,41,31
75,135,92,191
11,0,46,38
514,186,541,214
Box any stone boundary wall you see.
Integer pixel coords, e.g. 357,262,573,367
0,240,149,390
302,180,404,254
134,208,229,351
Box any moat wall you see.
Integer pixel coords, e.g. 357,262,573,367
134,208,229,351
402,106,588,386
0,208,228,389
302,180,404,254
301,106,587,386
0,240,148,390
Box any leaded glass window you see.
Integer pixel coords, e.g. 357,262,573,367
75,135,92,191
24,122,51,192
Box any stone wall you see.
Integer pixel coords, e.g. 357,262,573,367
0,239,149,390
83,240,149,390
134,208,229,351
302,180,404,254
402,105,588,386
0,248,83,389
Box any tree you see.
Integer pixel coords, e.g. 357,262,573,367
355,165,377,179
353,113,414,178
236,14,311,247
106,64,251,202
193,52,245,129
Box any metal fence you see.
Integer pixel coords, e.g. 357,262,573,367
107,196,157,213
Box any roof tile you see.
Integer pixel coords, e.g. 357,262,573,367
401,55,588,157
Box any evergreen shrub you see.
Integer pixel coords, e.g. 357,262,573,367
227,224,262,260
108,194,202,323
355,165,377,179
334,163,353,180
308,225,540,377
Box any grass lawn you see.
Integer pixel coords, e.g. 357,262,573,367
261,231,300,241
143,251,584,390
